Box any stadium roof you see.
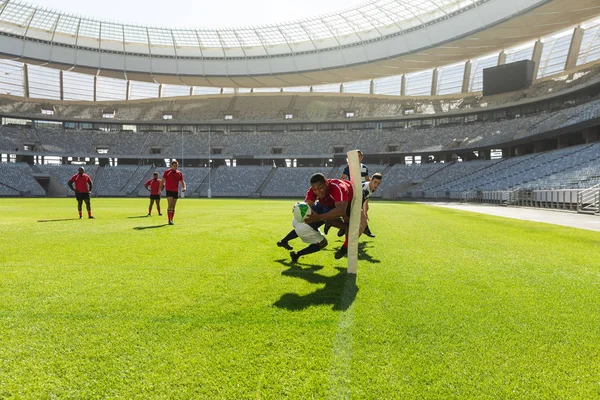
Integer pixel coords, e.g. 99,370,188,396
1,0,478,47
0,0,598,87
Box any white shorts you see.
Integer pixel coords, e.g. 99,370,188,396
292,218,326,244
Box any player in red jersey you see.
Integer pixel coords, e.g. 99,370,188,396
303,173,354,259
159,160,186,225
67,166,94,219
144,171,163,216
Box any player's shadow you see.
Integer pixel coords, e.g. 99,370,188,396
127,215,152,219
358,242,381,264
37,218,79,223
133,224,168,230
273,263,358,311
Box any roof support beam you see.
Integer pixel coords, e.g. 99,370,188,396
431,68,439,96
498,51,507,66
532,40,544,81
462,61,471,94
400,74,406,96
23,63,29,98
565,27,584,71
59,70,63,101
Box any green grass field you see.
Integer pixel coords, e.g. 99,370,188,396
0,198,599,399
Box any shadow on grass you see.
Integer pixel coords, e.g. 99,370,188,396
127,215,152,219
358,242,381,264
37,218,80,223
273,262,358,311
133,224,168,230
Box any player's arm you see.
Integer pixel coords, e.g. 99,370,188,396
181,178,186,192
305,200,347,223
88,177,93,193
67,180,75,192
159,177,166,192
340,165,349,180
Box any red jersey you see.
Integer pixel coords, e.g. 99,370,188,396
162,169,184,192
69,173,92,193
145,178,162,195
305,179,353,209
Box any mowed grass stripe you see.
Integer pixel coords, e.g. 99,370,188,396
0,198,599,399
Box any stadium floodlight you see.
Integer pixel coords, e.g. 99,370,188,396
346,149,363,275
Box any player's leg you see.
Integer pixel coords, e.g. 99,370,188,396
290,238,328,263
166,196,174,223
148,198,154,216
77,197,83,219
167,196,178,224
156,198,162,215
84,196,93,218
277,229,297,250
334,210,352,259
165,190,178,224
289,222,327,263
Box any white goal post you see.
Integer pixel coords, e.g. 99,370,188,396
346,150,362,274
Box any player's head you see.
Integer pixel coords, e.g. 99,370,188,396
310,173,328,198
153,172,159,178
357,150,364,161
78,166,85,175
171,160,178,170
370,173,382,191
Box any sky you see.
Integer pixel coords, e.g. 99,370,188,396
28,0,366,29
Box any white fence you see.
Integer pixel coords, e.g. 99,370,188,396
410,188,598,215
577,185,600,214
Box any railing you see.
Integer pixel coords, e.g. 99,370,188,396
510,189,581,211
577,184,600,214
415,188,592,213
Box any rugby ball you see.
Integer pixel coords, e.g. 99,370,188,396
293,202,312,222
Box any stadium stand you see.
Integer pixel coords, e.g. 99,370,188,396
0,162,45,196
2,94,598,158
36,165,99,195
207,166,272,197
261,167,336,198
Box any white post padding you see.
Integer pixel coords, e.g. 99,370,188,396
346,150,362,274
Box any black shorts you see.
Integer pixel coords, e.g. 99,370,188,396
166,190,179,199
150,194,161,200
76,192,90,201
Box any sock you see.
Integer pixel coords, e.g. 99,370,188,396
297,244,321,257
79,211,82,217
88,211,92,218
168,210,174,221
281,230,298,243
343,235,348,248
